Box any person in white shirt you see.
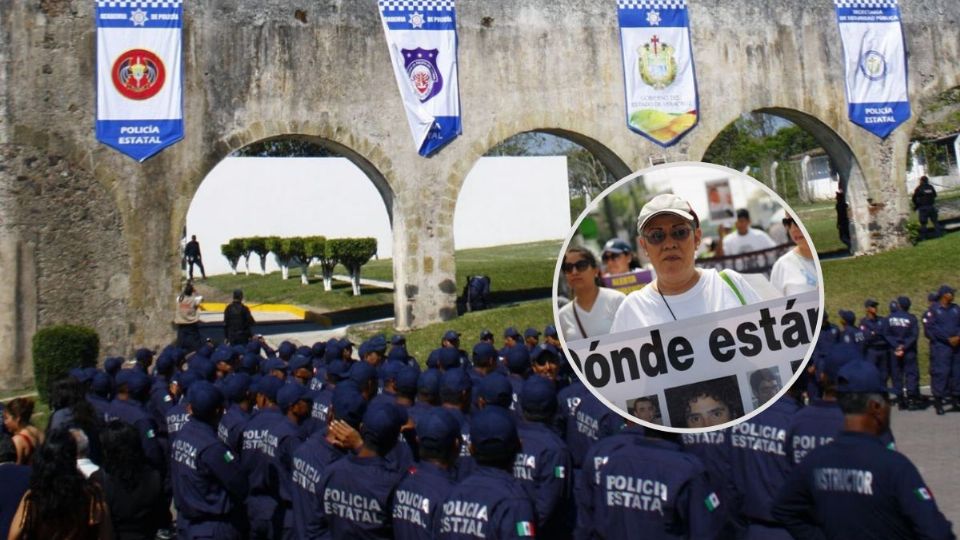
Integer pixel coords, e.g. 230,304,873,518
770,215,818,296
611,194,762,332
722,208,777,255
557,247,626,341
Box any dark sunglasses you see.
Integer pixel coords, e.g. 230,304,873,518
642,226,692,245
561,259,593,274
601,252,625,262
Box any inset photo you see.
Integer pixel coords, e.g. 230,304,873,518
627,394,663,425
664,375,744,430
553,162,825,431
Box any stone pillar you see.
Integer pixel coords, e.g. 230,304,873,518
0,231,37,391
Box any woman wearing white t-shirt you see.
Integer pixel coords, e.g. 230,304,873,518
557,247,626,341
770,216,818,296
611,194,762,332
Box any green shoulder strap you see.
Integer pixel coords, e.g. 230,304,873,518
718,270,747,306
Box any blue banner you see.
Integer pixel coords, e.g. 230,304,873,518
96,0,184,162
378,0,462,157
833,0,910,138
617,0,699,147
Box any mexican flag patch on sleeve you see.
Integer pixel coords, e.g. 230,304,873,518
224,450,235,464
705,492,720,512
915,487,933,501
516,521,535,537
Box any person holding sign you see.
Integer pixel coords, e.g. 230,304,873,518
557,247,626,340
770,216,818,296
611,194,762,331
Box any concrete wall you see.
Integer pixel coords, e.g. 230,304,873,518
1,0,959,389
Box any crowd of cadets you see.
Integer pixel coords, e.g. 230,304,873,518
14,298,958,540
820,284,960,415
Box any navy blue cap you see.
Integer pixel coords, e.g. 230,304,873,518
326,359,351,381
173,370,199,395
929,291,940,303
349,361,379,387
196,344,214,359
897,296,911,311
531,344,560,365
231,345,247,358
311,341,327,358
381,361,404,383
505,345,531,374
262,358,288,375
524,327,541,339
155,353,176,373
836,360,894,394
332,385,367,428
472,342,497,365
822,348,852,382
888,300,900,312
361,403,404,447
544,325,558,338
503,327,520,339
187,381,224,418
256,375,284,403
438,348,461,370
391,334,406,346
246,340,262,354
339,338,355,349
191,358,217,382
470,406,520,457
838,309,855,325
277,384,312,411
117,369,151,396
521,376,557,415
368,335,388,353
602,237,632,254
396,366,420,396
477,373,513,408
441,368,473,395
417,408,461,453
134,348,155,364
442,330,461,342
289,355,312,373
90,371,111,395
426,349,442,370
211,348,232,365
240,353,260,374
324,340,344,362
278,341,297,360
417,369,441,397
864,299,878,308
104,356,124,376
386,346,409,363
296,346,313,358
221,373,252,402
358,341,371,359
479,329,494,341
938,284,955,297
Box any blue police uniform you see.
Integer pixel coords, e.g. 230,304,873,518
860,313,891,386
86,391,112,422
165,400,190,438
556,381,621,480
810,321,839,399
929,300,960,403
106,397,165,472
289,430,346,539
392,461,457,540
681,429,737,538
408,400,435,428
218,403,250,456
886,299,920,402
444,406,475,481
438,466,538,540
773,432,955,540
579,431,720,540
836,323,866,362
728,394,800,539
240,405,287,539
515,420,574,539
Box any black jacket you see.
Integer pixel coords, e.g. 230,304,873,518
223,301,255,344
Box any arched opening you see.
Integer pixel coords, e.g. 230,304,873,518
182,135,396,319
701,109,868,257
451,130,631,312
905,85,960,239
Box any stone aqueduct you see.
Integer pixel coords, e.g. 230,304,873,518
1,0,958,388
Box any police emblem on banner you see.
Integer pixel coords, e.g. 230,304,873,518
638,36,677,90
112,49,166,100
403,48,444,102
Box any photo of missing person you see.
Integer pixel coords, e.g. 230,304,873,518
665,376,744,429
627,395,663,425
748,367,783,409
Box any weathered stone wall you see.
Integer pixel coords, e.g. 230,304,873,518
1,0,958,389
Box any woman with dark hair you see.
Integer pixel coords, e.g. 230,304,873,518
174,280,203,352
47,377,103,465
7,429,112,539
556,247,626,341
98,421,165,540
3,398,43,465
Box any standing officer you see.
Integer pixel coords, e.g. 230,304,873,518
886,296,920,409
860,299,891,387
184,234,207,280
923,291,940,409
240,375,286,539
930,285,960,414
437,406,538,540
171,381,248,539
224,289,256,346
106,369,165,472
773,361,955,539
837,310,866,361
912,175,942,239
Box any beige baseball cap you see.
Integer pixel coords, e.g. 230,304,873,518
636,193,699,232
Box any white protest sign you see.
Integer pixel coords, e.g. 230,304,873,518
564,290,819,430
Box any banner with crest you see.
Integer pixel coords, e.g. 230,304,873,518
378,0,462,157
616,0,699,147
96,0,183,162
833,0,910,138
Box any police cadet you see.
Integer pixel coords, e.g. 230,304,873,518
290,385,365,540
441,330,471,368
523,328,541,352
912,175,942,239
860,299,890,382
837,309,866,361
578,422,720,540
440,368,476,480
505,345,531,413
171,381,248,539
370,361,404,409
409,369,441,427
515,376,574,540
106,369,165,472
469,342,500,390
270,384,313,539
240,375,286,539
87,371,113,421
476,372,514,411
729,380,804,539
395,366,420,410
556,378,621,498
392,408,461,540
530,344,562,384
930,285,960,415
773,361,956,539
438,406,538,540
680,425,735,539
164,370,194,438
886,296,921,410
809,313,839,400
218,373,253,456
351,361,382,401
319,402,408,539
501,327,522,358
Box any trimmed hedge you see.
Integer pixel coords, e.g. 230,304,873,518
221,236,378,288
31,325,100,402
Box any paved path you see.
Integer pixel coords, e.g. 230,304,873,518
332,274,394,289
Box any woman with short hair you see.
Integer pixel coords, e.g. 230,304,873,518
3,398,43,466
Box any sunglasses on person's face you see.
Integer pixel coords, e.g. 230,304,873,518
642,226,693,246
561,259,593,274
601,252,624,262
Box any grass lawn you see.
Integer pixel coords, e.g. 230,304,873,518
792,201,848,254
821,232,960,384
348,299,554,366
203,241,562,312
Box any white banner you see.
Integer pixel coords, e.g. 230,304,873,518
617,0,699,147
564,291,819,430
378,0,462,157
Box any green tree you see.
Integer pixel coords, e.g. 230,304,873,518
327,238,377,296
220,239,244,275
244,237,269,275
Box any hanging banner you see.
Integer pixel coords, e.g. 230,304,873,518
616,0,699,147
378,0,462,157
833,0,910,138
96,0,184,162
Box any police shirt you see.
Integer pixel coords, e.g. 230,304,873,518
930,303,960,348
773,432,955,540
408,401,435,428
86,393,112,423
886,311,919,352
217,404,249,456
681,429,735,530
438,465,538,540
392,461,457,540
106,398,165,471
444,407,476,481
786,400,896,467
859,316,889,350
837,326,866,361
319,453,406,540
557,381,621,470
171,418,247,525
240,406,286,520
165,401,190,438
514,420,574,538
290,431,346,540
